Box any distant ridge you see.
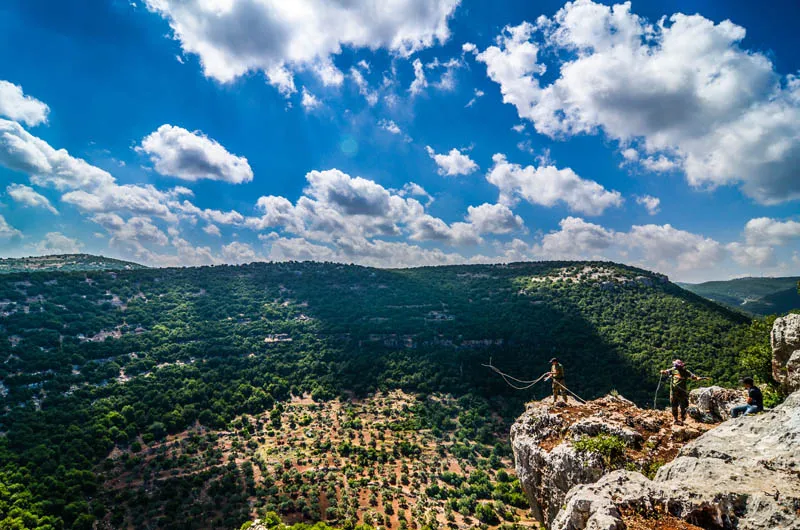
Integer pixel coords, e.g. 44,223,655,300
0,253,146,273
679,276,800,316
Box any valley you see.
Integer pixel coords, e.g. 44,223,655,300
0,259,773,529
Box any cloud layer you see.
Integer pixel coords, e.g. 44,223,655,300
144,0,461,91
477,0,800,204
2,0,799,291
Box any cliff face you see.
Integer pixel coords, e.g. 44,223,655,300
523,315,800,530
509,395,713,528
553,390,800,530
772,313,800,393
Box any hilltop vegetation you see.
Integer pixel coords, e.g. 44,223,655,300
0,260,764,529
0,254,146,274
679,276,800,316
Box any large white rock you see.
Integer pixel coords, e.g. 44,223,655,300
510,395,708,528
688,385,743,423
510,401,604,525
772,313,800,393
552,391,800,530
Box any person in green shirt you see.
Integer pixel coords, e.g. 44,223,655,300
545,357,567,404
660,359,707,425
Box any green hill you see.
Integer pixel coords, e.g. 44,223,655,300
0,253,146,273
679,276,800,316
0,261,756,528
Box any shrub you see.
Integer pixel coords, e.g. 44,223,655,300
573,434,626,467
474,503,499,525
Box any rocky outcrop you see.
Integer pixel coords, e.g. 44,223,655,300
515,317,800,529
688,386,743,423
553,391,800,530
510,395,713,528
772,313,800,393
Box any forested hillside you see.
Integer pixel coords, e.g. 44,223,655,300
0,254,145,274
0,260,756,528
679,276,800,316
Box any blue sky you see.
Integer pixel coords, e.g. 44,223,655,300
0,0,798,282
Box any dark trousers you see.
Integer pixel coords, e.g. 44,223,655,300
552,380,567,402
670,392,688,420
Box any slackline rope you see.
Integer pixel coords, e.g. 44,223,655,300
482,358,588,404
653,372,665,409
552,379,588,404
481,358,550,390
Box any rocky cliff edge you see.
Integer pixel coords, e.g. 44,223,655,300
510,394,716,528
552,390,800,529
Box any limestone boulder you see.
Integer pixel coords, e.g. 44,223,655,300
688,385,743,423
552,391,800,530
772,313,800,393
510,395,711,528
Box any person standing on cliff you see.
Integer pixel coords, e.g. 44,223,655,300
660,359,706,425
730,377,764,417
544,357,567,405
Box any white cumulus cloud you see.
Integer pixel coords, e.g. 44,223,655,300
622,223,726,273
144,0,461,90
222,241,259,264
92,213,170,248
6,183,58,214
351,67,379,106
466,203,524,234
477,0,800,204
409,58,428,96
243,167,521,253
35,232,83,254
538,216,616,259
379,119,402,135
426,146,478,177
505,216,733,280
727,242,775,268
138,124,253,184
0,119,115,191
487,153,623,215
63,184,188,221
0,214,21,239
398,182,433,205
635,195,660,215
301,88,321,110
743,217,800,246
0,81,50,127
203,224,221,237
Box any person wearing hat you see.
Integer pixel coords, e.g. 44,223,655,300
730,377,763,417
544,357,567,404
660,359,707,425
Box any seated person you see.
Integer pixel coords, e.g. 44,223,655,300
730,377,764,418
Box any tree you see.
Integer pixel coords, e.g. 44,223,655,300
148,422,167,441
